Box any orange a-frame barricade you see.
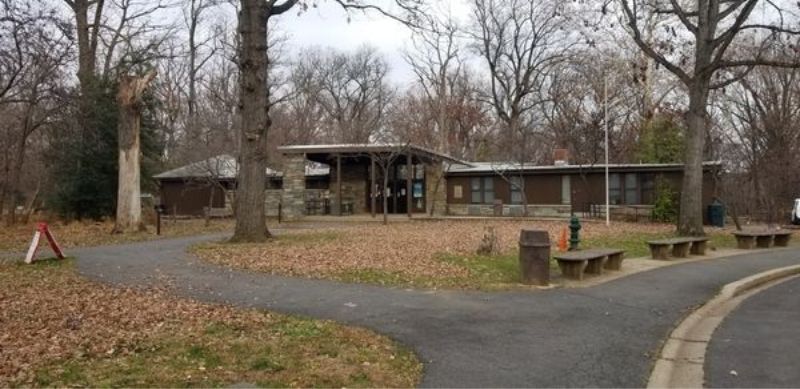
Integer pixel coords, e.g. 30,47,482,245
24,222,66,264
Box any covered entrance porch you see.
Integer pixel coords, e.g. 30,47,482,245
277,144,466,219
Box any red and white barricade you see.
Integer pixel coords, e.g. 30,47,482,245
25,222,66,264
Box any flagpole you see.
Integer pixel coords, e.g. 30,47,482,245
605,74,610,227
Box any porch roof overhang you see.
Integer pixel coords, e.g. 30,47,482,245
278,143,472,166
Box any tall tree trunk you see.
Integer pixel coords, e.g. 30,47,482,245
187,0,198,146
113,71,156,234
231,0,270,242
677,80,709,236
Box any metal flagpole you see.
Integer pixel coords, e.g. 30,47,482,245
605,74,610,227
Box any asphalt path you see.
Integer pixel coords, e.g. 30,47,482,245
72,235,800,387
706,275,800,388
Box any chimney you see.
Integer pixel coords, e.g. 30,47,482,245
553,149,569,166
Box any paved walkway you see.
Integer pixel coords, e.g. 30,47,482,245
73,235,800,387
707,276,800,388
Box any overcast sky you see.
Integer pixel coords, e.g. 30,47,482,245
271,0,472,83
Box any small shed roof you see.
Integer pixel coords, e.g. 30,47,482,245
153,154,329,180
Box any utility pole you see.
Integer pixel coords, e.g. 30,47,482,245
604,74,610,227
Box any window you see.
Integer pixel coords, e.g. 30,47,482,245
510,176,523,204
414,164,424,179
471,177,495,204
483,177,495,203
471,178,482,203
624,173,639,204
609,174,621,205
561,175,571,205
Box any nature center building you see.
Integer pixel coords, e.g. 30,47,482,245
154,143,721,222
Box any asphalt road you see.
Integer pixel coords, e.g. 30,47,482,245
707,275,800,388
72,235,800,387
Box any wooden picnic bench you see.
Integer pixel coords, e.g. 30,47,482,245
553,249,626,281
647,237,709,260
732,230,793,249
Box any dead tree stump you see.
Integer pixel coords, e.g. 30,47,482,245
476,226,498,256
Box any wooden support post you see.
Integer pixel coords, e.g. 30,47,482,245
336,153,342,216
406,153,412,218
370,155,376,218
392,161,398,214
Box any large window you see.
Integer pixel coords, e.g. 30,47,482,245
609,174,621,205
624,173,639,205
471,177,495,204
510,176,523,204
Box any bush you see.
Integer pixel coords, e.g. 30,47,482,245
651,177,678,223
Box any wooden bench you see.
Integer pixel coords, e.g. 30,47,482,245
647,237,709,260
553,249,626,281
733,230,793,249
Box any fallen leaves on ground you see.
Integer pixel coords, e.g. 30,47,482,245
0,218,234,252
197,220,674,286
0,259,420,387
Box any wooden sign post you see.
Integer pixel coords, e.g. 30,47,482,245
25,222,66,264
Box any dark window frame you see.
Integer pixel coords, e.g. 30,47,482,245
470,176,496,204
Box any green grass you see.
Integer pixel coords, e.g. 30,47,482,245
31,318,420,388
3,257,421,388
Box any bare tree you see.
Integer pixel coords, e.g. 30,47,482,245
232,0,422,242
471,0,578,215
113,69,157,233
618,0,800,235
0,0,71,224
404,11,464,154
184,0,219,147
718,61,800,225
297,46,393,143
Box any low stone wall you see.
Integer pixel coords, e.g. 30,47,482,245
263,189,330,217
447,203,572,218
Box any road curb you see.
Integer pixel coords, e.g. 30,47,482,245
647,264,800,388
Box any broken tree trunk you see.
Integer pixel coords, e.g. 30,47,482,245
113,70,156,234
476,226,498,256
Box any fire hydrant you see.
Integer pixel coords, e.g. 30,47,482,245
569,215,581,251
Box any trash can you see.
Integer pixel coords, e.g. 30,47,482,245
519,229,551,286
707,198,725,227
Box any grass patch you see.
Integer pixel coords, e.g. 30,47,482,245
1,255,421,387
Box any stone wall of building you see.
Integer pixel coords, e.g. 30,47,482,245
329,161,368,214
447,203,572,218
261,188,330,217
281,154,307,220
426,163,447,216
264,190,282,216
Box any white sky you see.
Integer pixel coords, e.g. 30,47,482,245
272,0,472,83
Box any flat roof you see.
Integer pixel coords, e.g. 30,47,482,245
447,161,723,175
278,143,472,165
154,154,329,180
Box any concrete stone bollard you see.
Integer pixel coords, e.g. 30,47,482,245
519,229,551,286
